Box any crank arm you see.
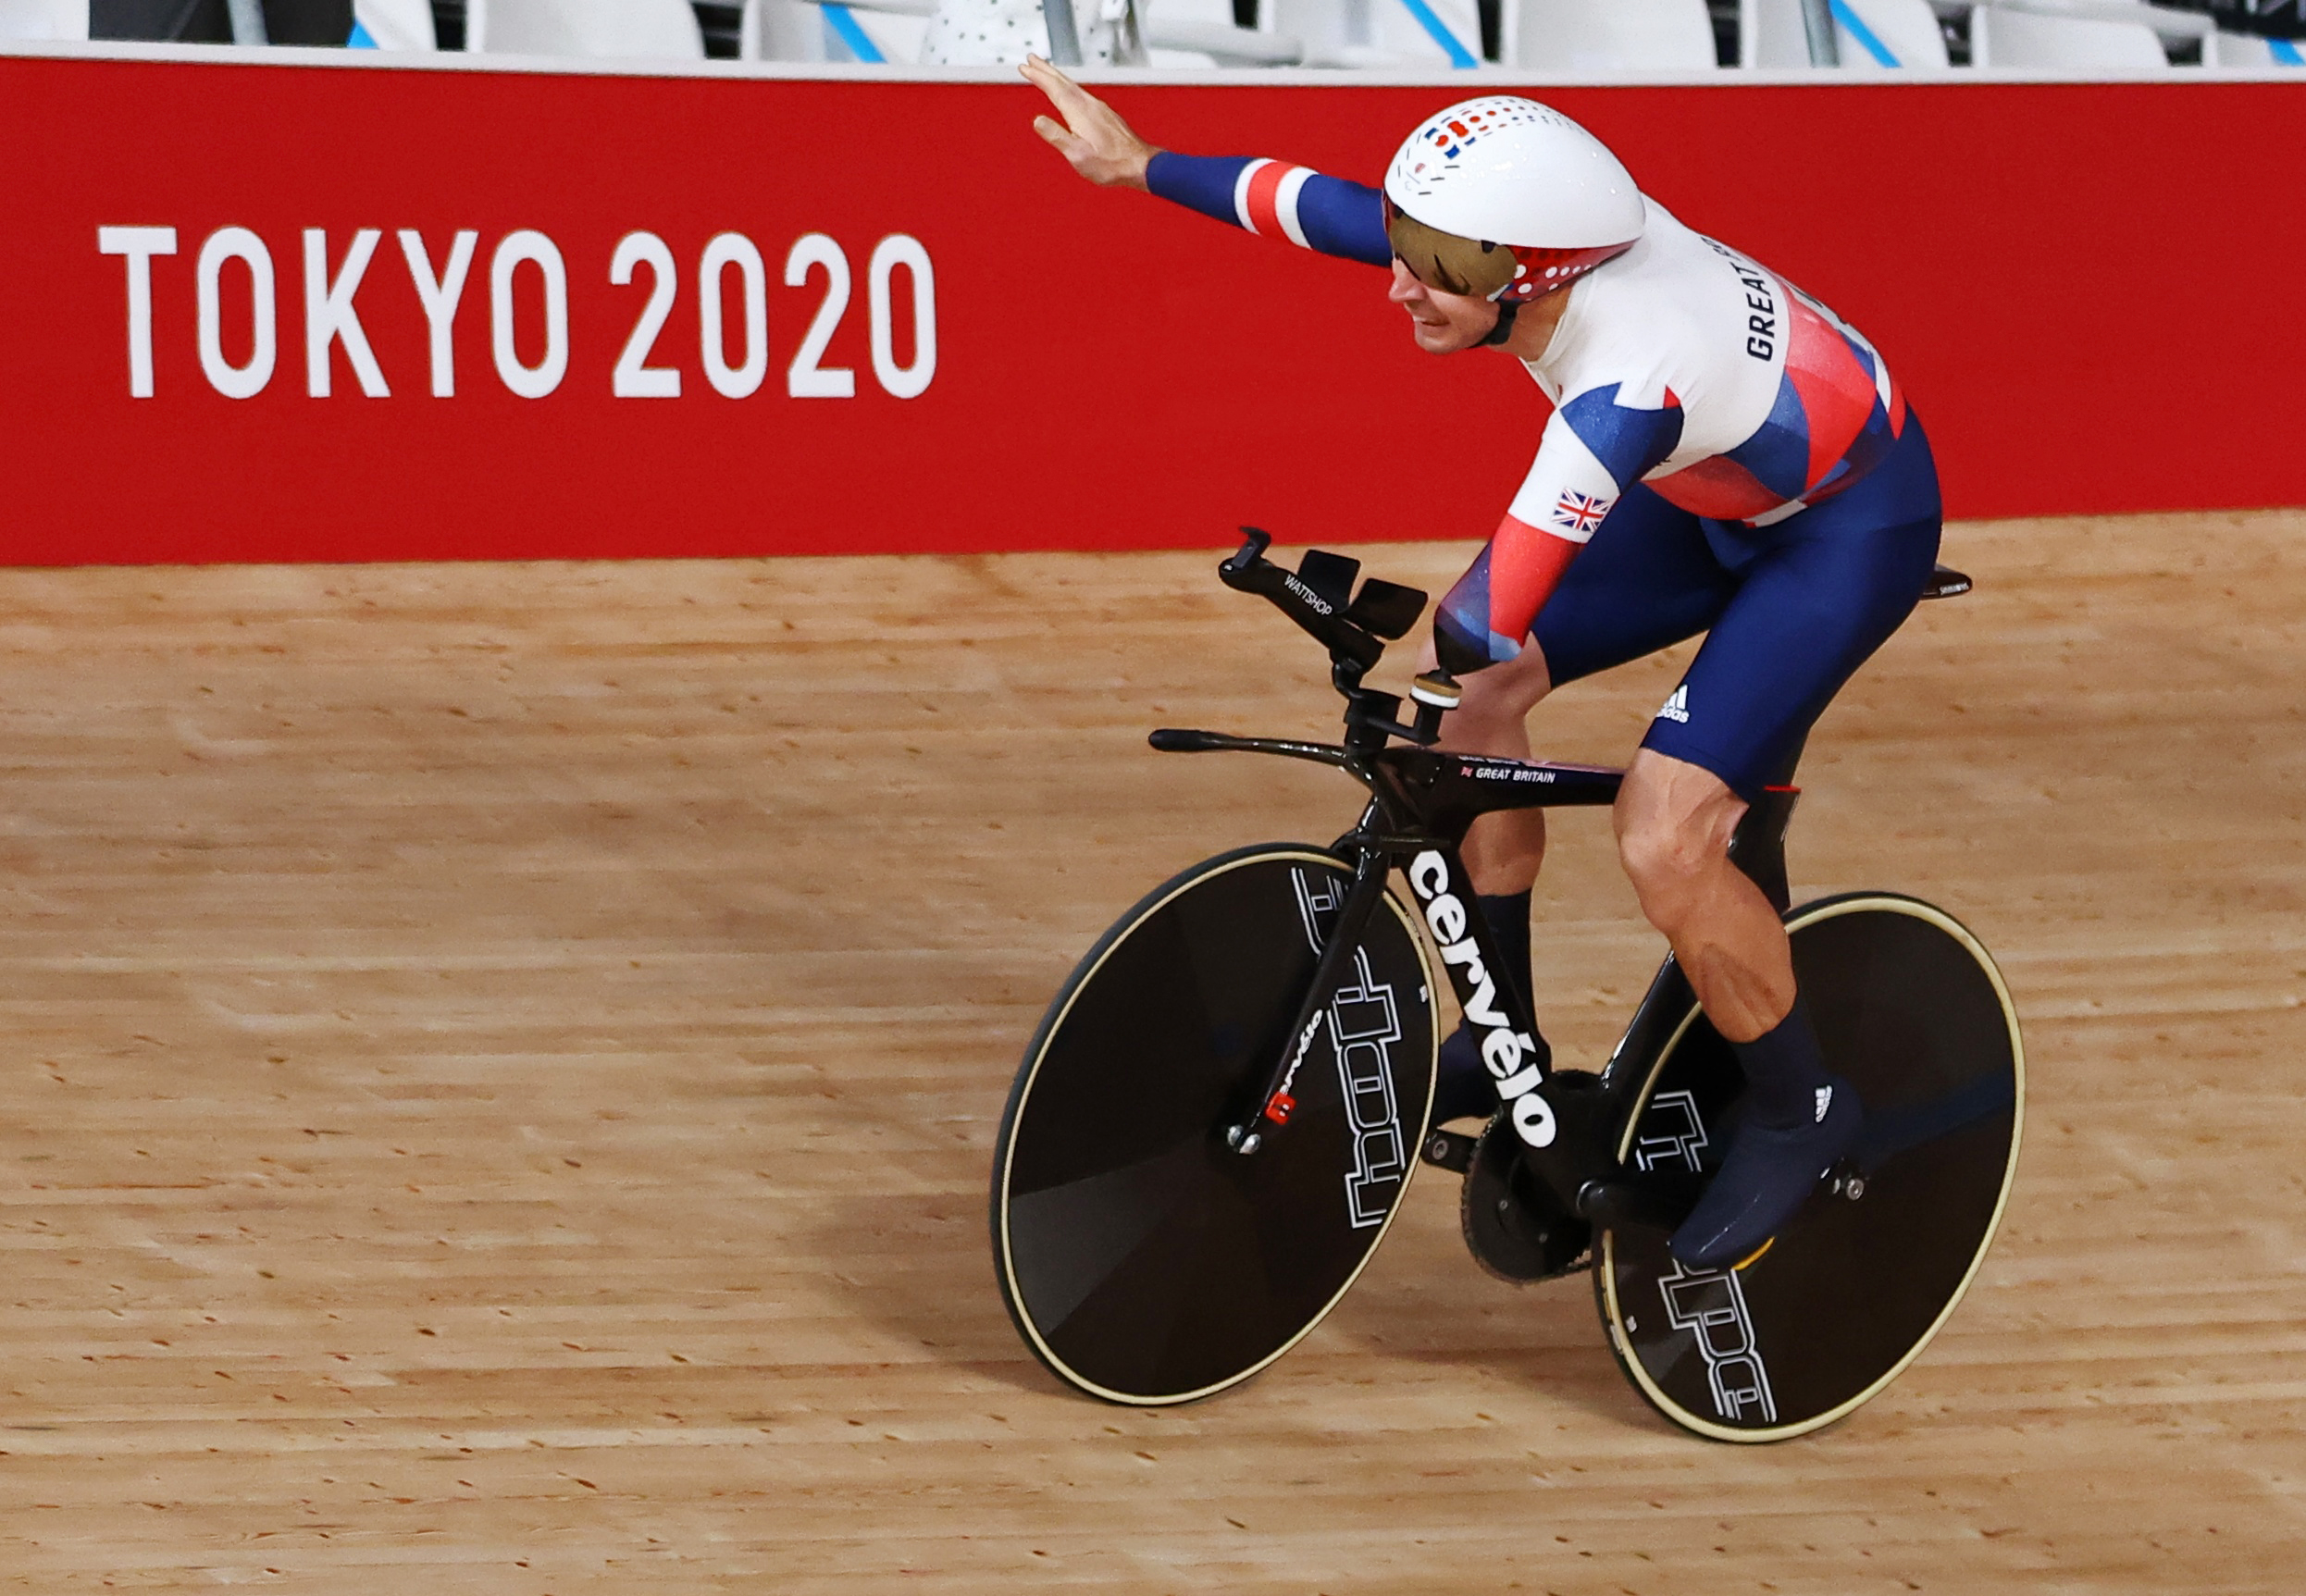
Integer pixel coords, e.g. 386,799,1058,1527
1576,1171,1705,1234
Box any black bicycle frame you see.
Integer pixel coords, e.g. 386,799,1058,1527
1155,529,1804,1222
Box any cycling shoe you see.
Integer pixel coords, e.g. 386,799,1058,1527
1668,1076,1863,1271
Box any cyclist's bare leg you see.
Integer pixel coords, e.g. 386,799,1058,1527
1420,641,1556,893
1613,749,1793,1042
1420,651,1794,1038
1419,643,1558,1121
1619,749,1861,1267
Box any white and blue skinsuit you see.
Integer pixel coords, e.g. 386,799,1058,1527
1146,149,1941,798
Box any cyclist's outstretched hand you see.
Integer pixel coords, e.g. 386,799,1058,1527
1022,55,1159,191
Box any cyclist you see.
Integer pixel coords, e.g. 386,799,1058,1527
1023,61,1948,1273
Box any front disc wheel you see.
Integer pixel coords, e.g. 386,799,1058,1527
991,845,1438,1405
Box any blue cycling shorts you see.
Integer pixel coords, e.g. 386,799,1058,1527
1530,413,1943,801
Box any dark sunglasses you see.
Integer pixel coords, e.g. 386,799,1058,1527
1382,195,1517,302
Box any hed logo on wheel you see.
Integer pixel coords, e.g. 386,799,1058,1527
1656,1261,1779,1424
1290,870,1411,1229
1328,951,1409,1229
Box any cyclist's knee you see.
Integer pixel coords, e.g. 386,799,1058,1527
1614,756,1742,926
1617,814,1715,927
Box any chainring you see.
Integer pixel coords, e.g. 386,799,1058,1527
1459,1110,1593,1283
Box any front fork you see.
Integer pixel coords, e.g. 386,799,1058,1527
1223,844,1393,1156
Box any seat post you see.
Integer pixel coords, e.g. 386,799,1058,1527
1727,733,1806,914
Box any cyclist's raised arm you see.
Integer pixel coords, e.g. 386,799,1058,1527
1433,384,1686,674
1022,56,1391,269
1023,55,1159,190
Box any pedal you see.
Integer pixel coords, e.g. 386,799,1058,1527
1420,1127,1476,1174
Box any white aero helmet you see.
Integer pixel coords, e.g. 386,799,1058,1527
1383,96,1645,305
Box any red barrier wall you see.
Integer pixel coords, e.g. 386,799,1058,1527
1,52,2300,564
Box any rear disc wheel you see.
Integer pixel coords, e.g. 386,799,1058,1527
1594,893,2024,1441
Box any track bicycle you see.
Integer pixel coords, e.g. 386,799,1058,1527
990,531,2023,1441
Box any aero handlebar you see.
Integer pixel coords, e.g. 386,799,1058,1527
1217,528,1390,675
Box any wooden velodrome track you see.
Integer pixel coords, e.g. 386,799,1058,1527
0,509,2299,1593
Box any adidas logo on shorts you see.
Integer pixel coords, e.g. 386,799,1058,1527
1655,685,1691,724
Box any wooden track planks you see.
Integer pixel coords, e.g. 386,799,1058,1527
0,509,2300,1593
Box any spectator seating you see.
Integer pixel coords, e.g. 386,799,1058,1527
1972,3,2170,65
467,0,705,56
0,0,88,37
2206,27,2303,63
1130,0,1303,62
837,3,928,60
1270,0,1486,68
1506,0,1717,68
23,0,2294,68
742,0,928,61
1829,0,1952,66
2002,0,2213,48
351,0,433,46
1744,0,1948,67
1143,0,1238,66
744,0,839,59
915,0,1042,62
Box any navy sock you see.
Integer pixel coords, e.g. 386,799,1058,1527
1478,889,1535,1017
1730,992,1830,1129
1434,890,1548,1122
